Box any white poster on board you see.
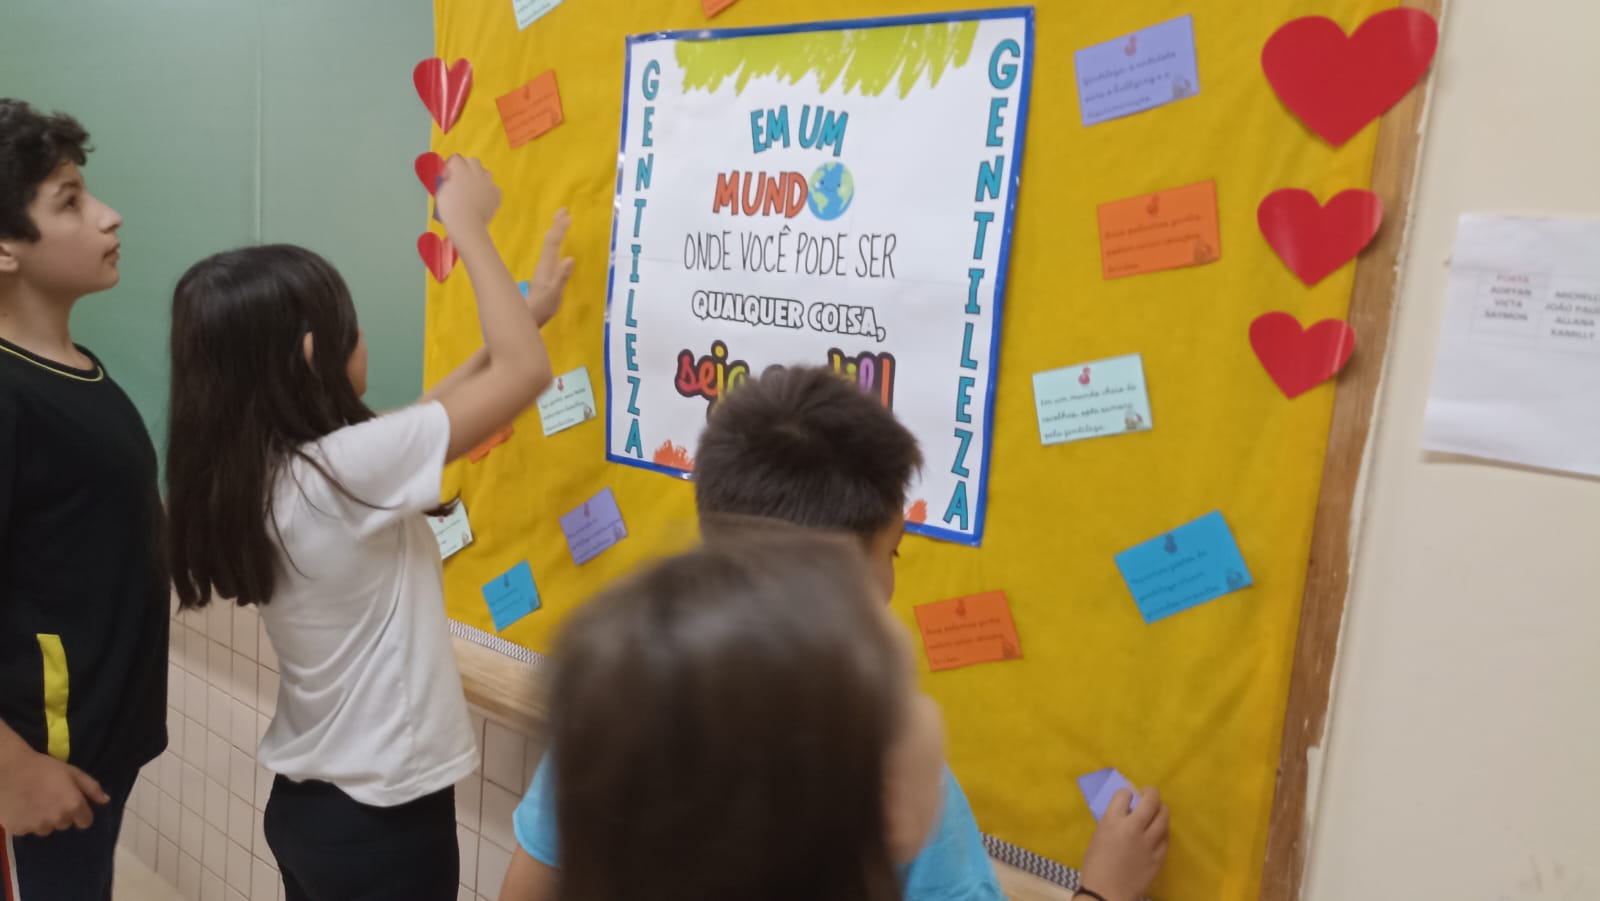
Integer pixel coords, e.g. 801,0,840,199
603,9,1034,545
1422,214,1600,476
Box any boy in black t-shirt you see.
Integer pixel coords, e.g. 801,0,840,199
0,99,169,899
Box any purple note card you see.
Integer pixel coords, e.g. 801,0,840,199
1077,767,1138,821
1074,14,1200,126
559,487,627,565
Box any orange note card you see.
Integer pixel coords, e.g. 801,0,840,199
913,590,1022,673
468,426,514,463
1097,179,1220,279
495,71,564,148
702,0,739,18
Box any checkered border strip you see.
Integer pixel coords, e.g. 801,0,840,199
450,618,549,668
982,833,1082,891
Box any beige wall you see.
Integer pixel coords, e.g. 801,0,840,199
1303,2,1600,898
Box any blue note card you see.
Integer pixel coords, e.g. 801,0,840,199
1115,511,1252,623
559,487,627,565
1033,353,1153,445
1074,14,1200,127
482,561,541,631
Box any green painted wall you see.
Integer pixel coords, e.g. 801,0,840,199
0,0,433,450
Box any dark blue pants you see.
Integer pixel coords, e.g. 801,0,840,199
264,775,458,901
2,769,136,901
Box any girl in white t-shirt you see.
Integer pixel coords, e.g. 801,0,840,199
163,157,571,900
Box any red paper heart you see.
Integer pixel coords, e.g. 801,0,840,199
418,232,458,282
414,152,444,196
1250,312,1355,399
1262,8,1438,146
413,58,473,134
1258,188,1383,286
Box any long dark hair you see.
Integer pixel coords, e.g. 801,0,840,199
549,531,908,901
166,244,376,609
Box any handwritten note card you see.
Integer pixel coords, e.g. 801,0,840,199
482,561,541,631
913,591,1022,672
1098,180,1220,279
558,487,627,565
1075,15,1200,126
537,367,598,437
1033,353,1152,445
512,0,562,30
1078,768,1139,821
1115,511,1252,623
495,71,563,148
428,501,474,560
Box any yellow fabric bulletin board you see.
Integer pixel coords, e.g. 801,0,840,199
423,1,1420,898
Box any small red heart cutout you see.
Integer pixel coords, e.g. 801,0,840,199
1258,188,1383,286
418,232,458,282
1262,8,1438,146
414,152,444,196
413,58,473,134
1250,312,1355,399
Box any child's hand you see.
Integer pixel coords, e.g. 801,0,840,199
435,156,502,234
525,209,576,327
1078,787,1169,901
0,746,109,836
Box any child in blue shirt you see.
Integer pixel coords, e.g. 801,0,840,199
499,365,1168,901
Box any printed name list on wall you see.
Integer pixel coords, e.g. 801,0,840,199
603,9,1034,545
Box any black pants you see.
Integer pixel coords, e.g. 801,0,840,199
2,768,136,901
263,774,458,901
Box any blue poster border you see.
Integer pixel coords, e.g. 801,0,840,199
602,7,1035,547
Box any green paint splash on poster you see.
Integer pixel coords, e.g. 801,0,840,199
675,21,980,99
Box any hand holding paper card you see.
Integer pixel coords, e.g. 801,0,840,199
1098,181,1220,279
913,591,1022,672
1115,511,1252,623
1077,768,1138,821
1033,354,1152,445
559,488,628,565
537,367,598,436
482,561,541,631
1074,15,1200,127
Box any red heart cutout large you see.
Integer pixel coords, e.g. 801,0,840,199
1258,188,1383,286
1262,8,1438,146
414,152,444,196
1250,312,1355,399
413,58,473,134
418,232,458,282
